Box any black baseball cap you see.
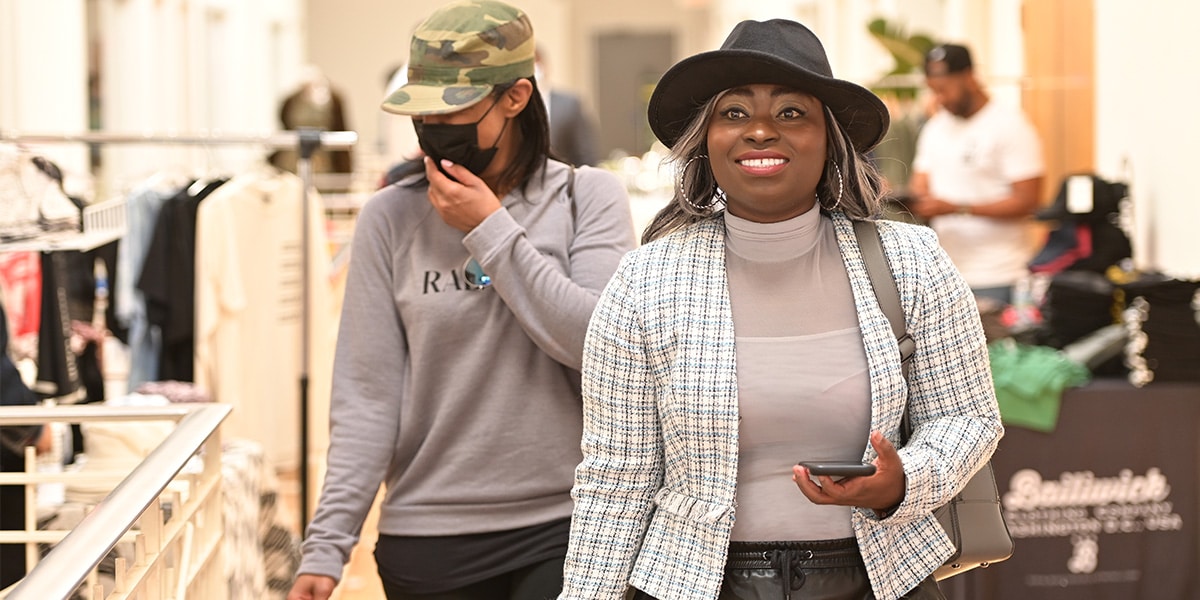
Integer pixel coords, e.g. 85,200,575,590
925,44,973,76
1036,174,1127,222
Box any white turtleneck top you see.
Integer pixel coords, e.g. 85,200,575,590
724,207,871,541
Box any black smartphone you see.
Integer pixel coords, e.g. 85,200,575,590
798,461,876,477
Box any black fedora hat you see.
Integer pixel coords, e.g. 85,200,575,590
648,19,889,153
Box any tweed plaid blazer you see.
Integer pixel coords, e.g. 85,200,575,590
559,212,1003,600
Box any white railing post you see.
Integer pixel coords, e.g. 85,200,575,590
0,404,231,600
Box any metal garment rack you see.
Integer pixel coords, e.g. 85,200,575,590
0,128,357,534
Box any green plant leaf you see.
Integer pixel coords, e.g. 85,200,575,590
866,16,938,98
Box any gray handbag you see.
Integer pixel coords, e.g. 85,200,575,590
853,220,1015,581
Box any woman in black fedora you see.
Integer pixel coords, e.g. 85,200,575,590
558,18,1002,600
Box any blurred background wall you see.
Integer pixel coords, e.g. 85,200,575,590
2,0,1198,276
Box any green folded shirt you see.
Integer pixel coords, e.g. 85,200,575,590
988,340,1092,433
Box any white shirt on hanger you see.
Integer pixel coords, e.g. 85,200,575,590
194,169,335,471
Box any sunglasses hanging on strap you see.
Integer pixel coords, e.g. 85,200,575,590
464,167,576,288
852,219,1014,581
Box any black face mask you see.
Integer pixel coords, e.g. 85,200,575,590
413,98,509,179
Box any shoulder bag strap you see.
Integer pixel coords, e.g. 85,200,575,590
566,165,577,223
851,219,916,443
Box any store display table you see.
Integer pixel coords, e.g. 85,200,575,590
945,378,1200,600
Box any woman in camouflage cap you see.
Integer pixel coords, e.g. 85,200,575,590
289,2,636,599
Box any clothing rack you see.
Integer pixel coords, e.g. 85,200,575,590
0,128,357,534
0,130,356,149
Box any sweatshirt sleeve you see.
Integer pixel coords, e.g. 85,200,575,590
296,195,407,580
463,166,636,370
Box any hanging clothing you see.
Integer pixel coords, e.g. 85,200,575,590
0,148,80,240
114,183,173,390
34,251,80,400
269,85,354,190
137,179,227,382
0,251,42,341
194,170,334,470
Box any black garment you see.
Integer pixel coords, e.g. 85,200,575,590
1028,221,1131,276
65,241,126,344
632,538,944,600
62,241,121,458
1121,277,1200,382
374,517,570,595
34,251,80,400
137,179,226,382
1063,221,1131,274
1036,271,1126,376
380,556,564,600
1,302,43,589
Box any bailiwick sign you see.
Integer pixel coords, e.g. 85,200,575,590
1002,467,1184,588
949,380,1200,600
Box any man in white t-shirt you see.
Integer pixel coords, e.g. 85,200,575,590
910,43,1044,305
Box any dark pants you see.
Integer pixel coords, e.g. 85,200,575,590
0,484,26,589
380,556,564,600
632,539,944,600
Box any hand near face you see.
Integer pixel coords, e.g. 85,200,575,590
792,431,906,514
423,156,503,233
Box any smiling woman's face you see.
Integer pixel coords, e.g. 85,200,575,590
706,83,827,223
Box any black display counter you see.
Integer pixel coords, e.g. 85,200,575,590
944,378,1200,600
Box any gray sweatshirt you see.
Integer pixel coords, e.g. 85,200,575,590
297,160,636,580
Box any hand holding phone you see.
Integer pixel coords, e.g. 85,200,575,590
797,461,876,477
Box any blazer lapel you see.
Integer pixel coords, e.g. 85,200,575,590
674,219,741,486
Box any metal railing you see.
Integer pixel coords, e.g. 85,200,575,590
0,404,230,600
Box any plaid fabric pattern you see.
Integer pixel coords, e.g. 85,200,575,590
560,212,1003,600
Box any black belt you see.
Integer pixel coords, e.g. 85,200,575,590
726,539,864,600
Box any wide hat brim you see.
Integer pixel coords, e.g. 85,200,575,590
648,48,889,153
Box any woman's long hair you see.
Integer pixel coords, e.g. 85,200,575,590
641,96,887,244
497,77,554,193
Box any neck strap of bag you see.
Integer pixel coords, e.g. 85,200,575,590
567,166,576,221
851,219,917,444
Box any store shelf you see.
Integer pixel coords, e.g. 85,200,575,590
0,197,126,253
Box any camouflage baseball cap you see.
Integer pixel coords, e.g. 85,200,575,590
381,0,535,116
